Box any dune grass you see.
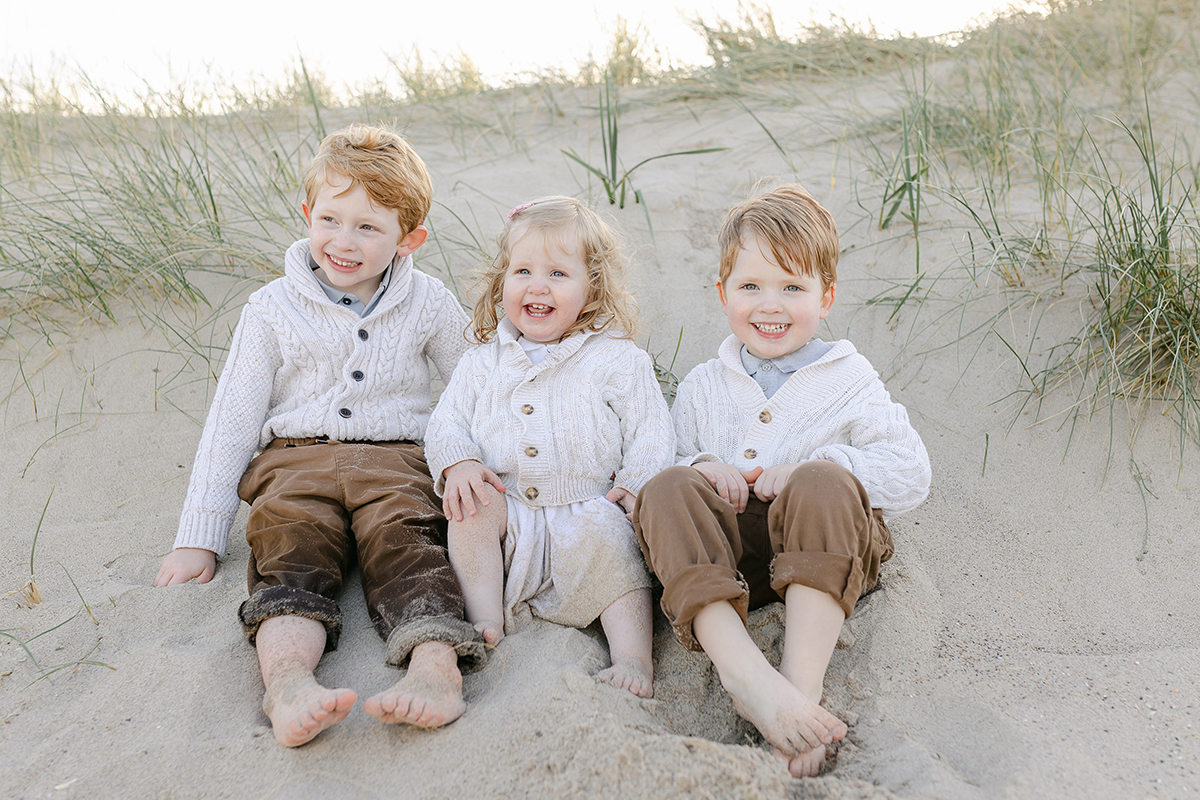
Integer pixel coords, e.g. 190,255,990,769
3,0,1200,456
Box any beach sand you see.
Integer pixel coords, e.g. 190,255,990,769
3,80,1198,799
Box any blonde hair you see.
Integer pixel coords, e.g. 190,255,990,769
718,183,839,290
469,197,639,343
304,124,432,236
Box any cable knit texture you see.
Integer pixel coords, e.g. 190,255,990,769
174,239,469,556
426,318,675,505
673,334,930,515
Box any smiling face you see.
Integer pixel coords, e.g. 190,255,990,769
719,235,836,359
501,226,590,344
302,173,426,304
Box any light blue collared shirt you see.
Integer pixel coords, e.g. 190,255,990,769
309,254,395,318
740,338,831,398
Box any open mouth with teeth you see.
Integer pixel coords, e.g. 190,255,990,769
326,254,362,272
753,322,790,334
524,303,554,318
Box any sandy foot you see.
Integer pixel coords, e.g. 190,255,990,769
724,661,846,756
262,675,357,747
597,659,654,698
776,744,827,777
473,619,504,647
364,641,465,728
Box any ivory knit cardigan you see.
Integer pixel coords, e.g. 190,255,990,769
425,319,674,506
173,239,469,556
673,335,931,515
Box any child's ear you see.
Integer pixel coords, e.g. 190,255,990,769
397,225,429,257
819,282,836,319
717,280,728,310
301,201,312,227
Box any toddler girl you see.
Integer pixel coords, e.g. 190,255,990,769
425,196,673,698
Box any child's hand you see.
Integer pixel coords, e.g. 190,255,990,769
751,463,799,502
693,462,763,513
154,547,217,587
443,460,506,522
606,486,637,520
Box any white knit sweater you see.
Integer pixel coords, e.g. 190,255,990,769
673,335,930,515
425,319,675,505
173,239,469,556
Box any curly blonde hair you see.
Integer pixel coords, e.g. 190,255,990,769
469,196,640,343
304,124,432,236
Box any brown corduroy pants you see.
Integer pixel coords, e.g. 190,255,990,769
235,438,484,670
632,461,893,651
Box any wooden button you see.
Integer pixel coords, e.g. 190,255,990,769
525,487,539,500
521,404,534,415
525,446,538,457
759,410,772,423
744,449,757,459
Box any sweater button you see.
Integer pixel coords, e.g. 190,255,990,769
521,404,534,415
339,408,352,418
525,446,538,457
352,370,364,381
744,449,757,459
759,410,772,423
525,487,539,500
358,329,368,340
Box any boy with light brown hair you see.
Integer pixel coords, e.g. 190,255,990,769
155,124,484,747
633,184,931,776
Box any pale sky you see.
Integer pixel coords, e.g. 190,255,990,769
2,0,1016,101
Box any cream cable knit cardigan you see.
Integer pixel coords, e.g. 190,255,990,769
425,318,675,506
173,239,469,556
673,335,931,515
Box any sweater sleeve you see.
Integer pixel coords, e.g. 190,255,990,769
424,286,470,384
807,379,931,515
424,348,486,495
173,303,281,556
608,346,675,494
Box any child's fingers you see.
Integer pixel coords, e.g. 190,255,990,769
468,474,491,508
483,469,507,493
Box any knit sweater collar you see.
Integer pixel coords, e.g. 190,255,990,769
284,238,414,317
717,334,857,400
497,317,600,374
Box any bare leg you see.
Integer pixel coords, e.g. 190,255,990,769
447,488,507,645
776,583,847,777
256,615,357,747
363,640,466,727
596,587,654,698
692,600,846,757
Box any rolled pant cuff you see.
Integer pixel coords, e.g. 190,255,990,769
661,564,750,652
770,550,861,619
239,585,342,652
385,614,487,672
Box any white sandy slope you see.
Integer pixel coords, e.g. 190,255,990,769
3,82,1198,799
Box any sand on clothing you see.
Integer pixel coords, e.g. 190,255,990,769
3,74,1199,800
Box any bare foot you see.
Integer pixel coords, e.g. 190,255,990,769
723,661,846,756
597,659,654,698
364,641,465,728
263,674,357,747
776,744,827,778
473,619,504,647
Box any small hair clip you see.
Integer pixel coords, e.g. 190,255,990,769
507,202,534,222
